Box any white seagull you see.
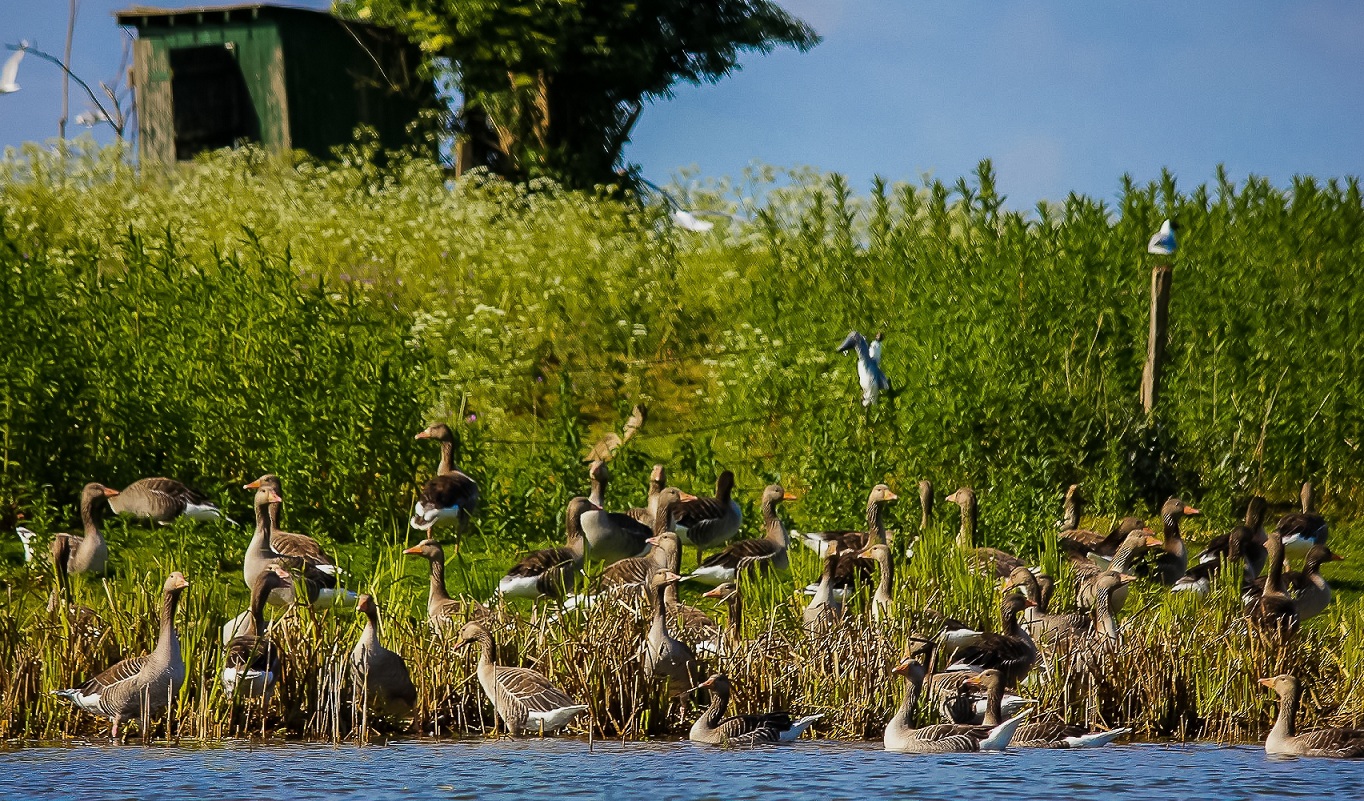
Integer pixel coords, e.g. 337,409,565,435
1147,219,1177,255
837,330,890,407
1,43,26,95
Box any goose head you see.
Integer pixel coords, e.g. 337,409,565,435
454,621,489,650
1257,673,1297,700
163,571,190,593
1161,497,1201,520
402,538,446,562
693,673,730,696
243,474,282,492
702,582,739,603
761,484,798,506
869,484,899,506
416,423,455,443
588,459,608,488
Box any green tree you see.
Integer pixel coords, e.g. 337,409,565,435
338,0,819,187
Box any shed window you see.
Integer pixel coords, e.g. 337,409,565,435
170,44,259,159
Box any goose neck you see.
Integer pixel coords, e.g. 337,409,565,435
763,501,788,546
429,555,453,604
956,498,977,548
360,604,382,651
154,587,182,660
247,576,273,636
981,679,1004,726
438,439,456,476
1274,685,1298,739
1095,589,1119,640
866,500,888,547
79,492,105,541
702,684,729,727
250,500,275,557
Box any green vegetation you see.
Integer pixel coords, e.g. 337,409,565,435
0,141,1361,741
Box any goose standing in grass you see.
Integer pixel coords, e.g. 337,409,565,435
242,474,338,567
350,594,417,717
1247,530,1298,635
243,486,352,609
1259,675,1364,757
456,621,588,735
837,330,891,407
974,668,1130,748
48,483,119,575
803,545,844,635
1192,496,1268,578
948,592,1037,687
1277,511,1329,566
641,569,696,696
1246,543,1341,620
689,484,796,586
411,423,479,536
883,651,1029,753
1174,523,1260,596
625,464,667,527
859,543,895,622
946,487,1027,578
498,497,591,601
403,539,491,630
673,470,742,564
1147,497,1199,585
222,565,290,699
1075,528,1161,613
580,469,672,563
689,674,822,744
795,483,898,595
698,582,743,656
55,572,189,738
109,477,234,525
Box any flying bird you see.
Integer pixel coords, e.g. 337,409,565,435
1147,219,1177,255
1,43,27,95
75,108,112,127
672,209,715,233
837,330,891,407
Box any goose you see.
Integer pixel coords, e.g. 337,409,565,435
222,565,290,699
1300,481,1316,514
909,638,1031,726
411,423,480,535
918,480,933,529
673,470,742,564
1246,543,1341,620
586,460,608,508
625,464,667,527
243,487,353,609
697,582,743,655
585,403,647,463
1059,516,1147,568
1277,512,1329,565
641,569,696,696
1147,497,1199,585
45,534,106,639
1058,483,1083,531
1191,496,1268,578
350,594,417,717
1075,529,1161,613
498,497,591,600
562,489,692,611
1259,674,1364,758
802,545,844,635
1003,568,1075,643
946,487,1027,578
689,674,822,744
947,592,1037,687
242,474,338,567
48,483,118,575
689,484,796,586
837,330,890,407
883,652,1029,753
859,543,895,622
55,572,189,738
456,621,588,735
796,484,898,596
975,668,1130,748
109,477,234,525
580,477,674,564
1247,530,1299,635
402,539,491,630
1174,523,1260,596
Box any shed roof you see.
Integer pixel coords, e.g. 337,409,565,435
115,3,335,26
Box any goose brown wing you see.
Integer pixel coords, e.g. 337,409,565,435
226,634,280,672
494,665,577,713
1276,513,1327,540
951,633,1036,679
907,723,985,750
270,529,333,565
420,471,479,511
675,496,729,527
625,506,653,527
84,655,148,694
1295,726,1364,757
701,538,780,570
970,547,1026,578
715,712,789,743
600,555,653,587
127,477,204,518
507,546,576,578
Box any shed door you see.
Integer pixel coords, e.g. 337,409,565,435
169,44,259,159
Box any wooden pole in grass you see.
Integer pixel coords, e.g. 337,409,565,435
1141,263,1173,415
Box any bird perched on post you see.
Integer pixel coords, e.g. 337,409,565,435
837,330,891,407
1147,219,1178,255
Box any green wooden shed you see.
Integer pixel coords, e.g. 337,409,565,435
116,3,435,164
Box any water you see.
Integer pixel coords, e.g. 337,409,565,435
1,739,1361,801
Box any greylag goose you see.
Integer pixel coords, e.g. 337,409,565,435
456,621,588,735
803,545,845,634
48,483,118,575
592,488,688,591
917,638,1032,726
1060,516,1147,568
947,592,1037,687
109,477,233,525
411,423,480,534
1191,496,1268,580
580,474,674,563
222,565,290,699
975,668,1130,747
1246,543,1341,620
625,464,667,527
55,572,189,738
641,569,696,696
946,487,1027,578
1004,568,1077,643
1247,530,1299,634
242,474,337,567
918,479,933,529
1075,528,1160,613
859,543,895,622
795,484,898,558
698,582,742,655
689,484,796,586
1259,674,1364,757
673,470,742,564
403,539,491,629
243,487,352,608
350,594,417,717
1300,481,1315,514
497,497,591,600
1175,522,1261,595
688,674,822,744
1059,484,1083,531
837,330,891,407
1146,497,1199,585
1277,512,1328,565
883,652,1029,753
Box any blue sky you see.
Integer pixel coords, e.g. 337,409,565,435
2,1,1361,207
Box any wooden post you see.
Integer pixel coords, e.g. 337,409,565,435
1141,264,1173,415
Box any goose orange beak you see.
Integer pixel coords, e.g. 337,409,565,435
679,491,698,502
783,492,798,501
415,430,431,440
244,478,262,490
884,490,899,501
1143,534,1163,547
102,487,121,497
402,545,423,555
1183,505,1201,516
266,490,284,504
1257,677,1274,688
